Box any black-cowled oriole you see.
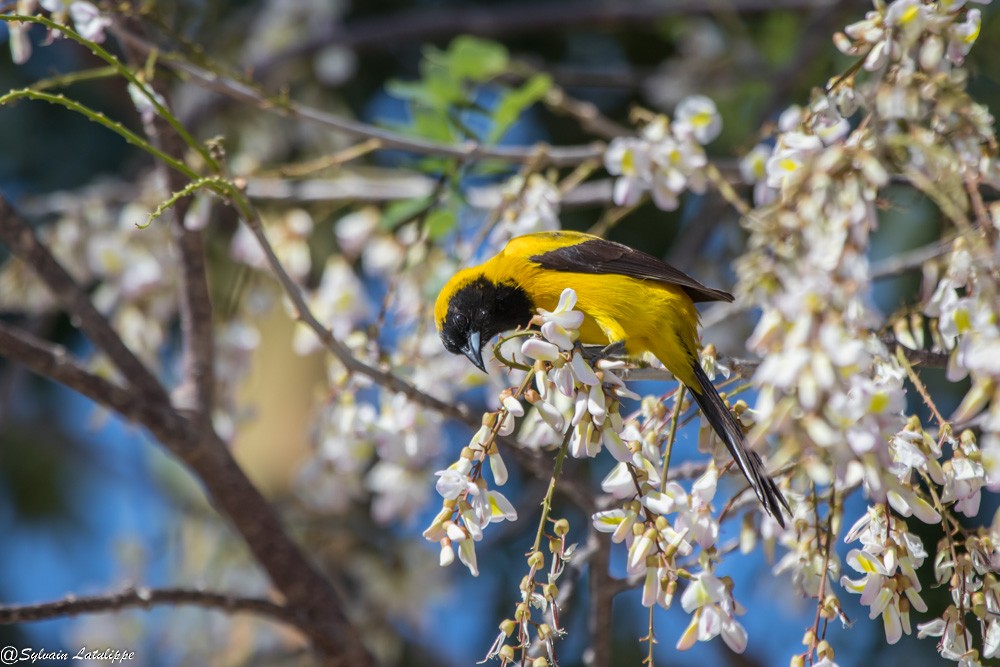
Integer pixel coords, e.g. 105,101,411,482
435,230,788,525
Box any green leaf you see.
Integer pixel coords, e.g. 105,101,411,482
487,73,552,144
412,108,455,143
425,207,457,241
445,36,509,81
385,79,432,103
380,196,435,231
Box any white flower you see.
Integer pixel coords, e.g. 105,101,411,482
495,174,562,242
605,137,651,206
674,95,723,145
948,8,981,63
677,572,747,653
68,2,110,42
521,338,561,361
765,131,822,190
917,606,973,661
533,288,584,350
435,467,476,500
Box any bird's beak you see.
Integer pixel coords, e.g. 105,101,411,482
460,330,486,373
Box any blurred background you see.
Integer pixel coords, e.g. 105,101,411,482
1,1,999,665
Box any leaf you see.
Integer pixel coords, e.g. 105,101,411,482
412,108,455,143
385,79,430,103
487,73,552,144
425,207,456,241
445,36,509,81
380,196,435,231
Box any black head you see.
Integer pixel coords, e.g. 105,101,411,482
439,276,534,372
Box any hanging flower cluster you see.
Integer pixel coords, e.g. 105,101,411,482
604,95,721,210
423,289,635,578
735,1,1000,665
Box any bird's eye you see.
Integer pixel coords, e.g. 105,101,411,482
452,312,469,329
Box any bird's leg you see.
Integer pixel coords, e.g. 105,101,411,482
600,340,627,358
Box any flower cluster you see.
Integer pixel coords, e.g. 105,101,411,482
833,0,996,173
593,397,758,654
604,95,720,210
841,506,928,644
423,289,636,578
596,461,752,653
737,130,904,485
734,2,1000,664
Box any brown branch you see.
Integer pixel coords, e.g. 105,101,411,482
121,34,215,422
233,196,472,423
0,322,168,426
252,0,845,64
879,333,950,369
0,587,297,627
0,198,374,666
0,198,169,406
587,527,614,667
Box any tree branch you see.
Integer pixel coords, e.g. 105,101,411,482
0,321,168,426
870,238,953,279
252,0,844,64
0,197,375,667
0,587,297,627
232,196,472,423
121,27,216,424
110,28,604,168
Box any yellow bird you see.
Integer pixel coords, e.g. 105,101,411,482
435,230,788,525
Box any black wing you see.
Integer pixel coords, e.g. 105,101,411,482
530,237,734,303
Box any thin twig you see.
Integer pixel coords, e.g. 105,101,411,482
870,238,954,280
230,194,473,422
121,32,216,422
248,0,843,64
0,587,298,626
110,28,604,168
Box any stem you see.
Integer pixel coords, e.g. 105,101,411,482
0,89,198,180
0,14,217,169
530,424,573,556
660,385,686,492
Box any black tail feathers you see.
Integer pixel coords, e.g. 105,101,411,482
689,362,789,527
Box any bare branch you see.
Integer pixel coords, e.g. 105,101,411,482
870,238,953,279
0,321,166,426
109,28,604,168
586,528,614,667
252,0,844,63
0,587,297,627
121,29,216,423
233,196,472,422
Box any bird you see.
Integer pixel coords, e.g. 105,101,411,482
434,230,788,526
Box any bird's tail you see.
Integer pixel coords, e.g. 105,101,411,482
688,362,789,527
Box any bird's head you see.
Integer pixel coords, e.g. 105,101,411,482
435,269,534,372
